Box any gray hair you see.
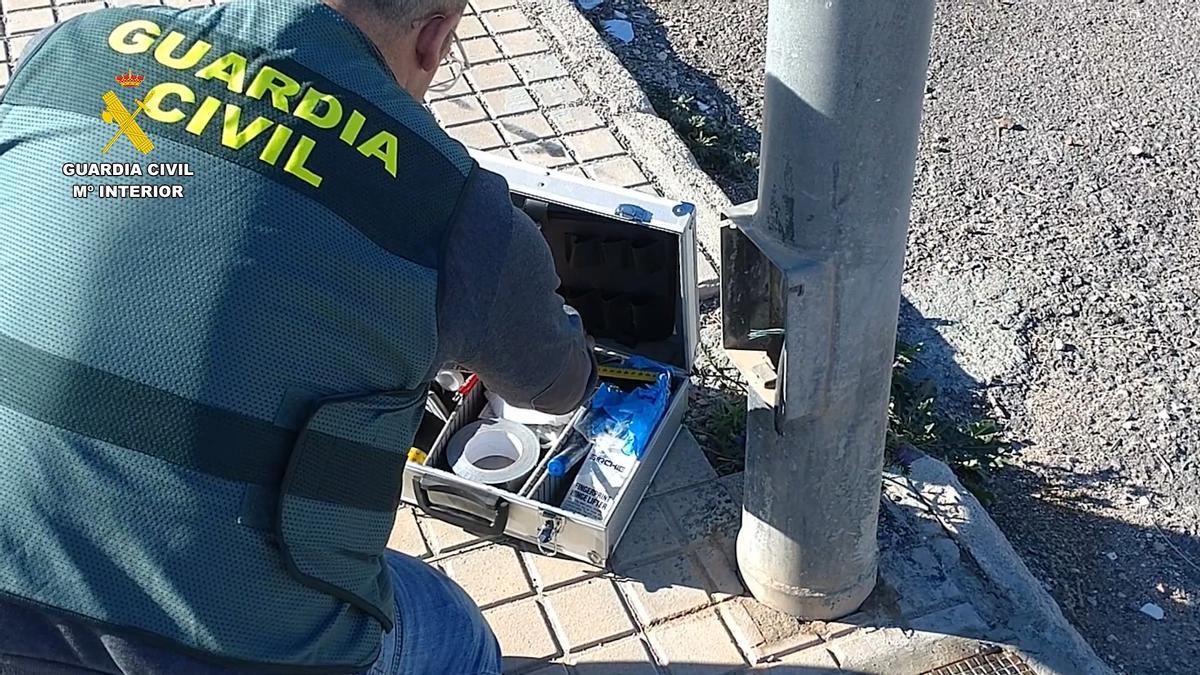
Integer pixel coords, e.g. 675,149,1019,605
352,0,468,26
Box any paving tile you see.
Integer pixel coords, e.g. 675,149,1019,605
584,155,649,188
660,479,739,546
906,602,989,636
572,636,657,674
530,78,585,108
442,543,534,609
1,0,50,11
618,553,712,625
482,7,530,34
631,183,664,197
7,35,34,62
647,432,718,496
718,474,744,508
693,543,743,602
514,139,574,168
717,597,820,664
455,14,487,39
522,550,604,591
497,29,548,57
461,36,503,64
447,120,506,150
497,111,555,144
511,53,568,83
471,0,515,10
427,64,474,101
54,0,102,19
386,507,430,559
612,498,682,568
484,598,561,672
0,42,7,63
4,8,54,34
808,612,872,643
486,147,517,160
545,577,636,651
548,106,604,134
415,513,483,554
430,95,488,126
878,545,965,618
562,128,626,162
481,86,537,117
466,61,520,91
820,624,959,674
0,67,9,90
648,609,747,674
771,643,840,670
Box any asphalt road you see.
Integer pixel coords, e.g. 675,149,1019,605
586,0,1200,672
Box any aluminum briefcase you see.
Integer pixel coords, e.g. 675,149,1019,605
400,150,699,567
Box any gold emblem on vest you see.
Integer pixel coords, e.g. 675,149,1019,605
100,86,155,155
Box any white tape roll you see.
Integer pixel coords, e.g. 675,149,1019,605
447,419,541,491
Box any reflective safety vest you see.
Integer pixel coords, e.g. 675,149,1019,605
0,0,473,671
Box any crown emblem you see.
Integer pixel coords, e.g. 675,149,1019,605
115,69,144,88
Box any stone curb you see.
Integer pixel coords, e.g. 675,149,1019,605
904,455,1115,675
516,0,731,299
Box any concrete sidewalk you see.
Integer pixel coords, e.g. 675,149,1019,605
390,429,1109,674
0,0,1110,672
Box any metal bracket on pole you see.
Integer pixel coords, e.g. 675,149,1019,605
721,203,836,433
722,0,936,620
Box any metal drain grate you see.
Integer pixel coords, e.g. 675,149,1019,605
922,647,1036,675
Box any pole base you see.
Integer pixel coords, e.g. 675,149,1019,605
736,527,878,620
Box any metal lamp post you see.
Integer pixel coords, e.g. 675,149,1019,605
721,0,936,618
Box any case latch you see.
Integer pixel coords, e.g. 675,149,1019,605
614,203,653,224
536,511,565,556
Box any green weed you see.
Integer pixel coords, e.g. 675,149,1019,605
651,92,759,182
887,341,1012,504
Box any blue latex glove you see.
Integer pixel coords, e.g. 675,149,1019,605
584,360,671,458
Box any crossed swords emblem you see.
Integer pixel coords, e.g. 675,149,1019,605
100,89,156,155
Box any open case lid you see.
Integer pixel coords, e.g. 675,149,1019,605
473,151,699,373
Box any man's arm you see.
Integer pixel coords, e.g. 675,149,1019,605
434,166,597,414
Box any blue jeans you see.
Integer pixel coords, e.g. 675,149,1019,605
368,552,503,675
0,552,501,674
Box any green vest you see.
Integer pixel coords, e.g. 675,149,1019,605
0,0,472,670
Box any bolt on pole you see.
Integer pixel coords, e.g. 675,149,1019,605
720,0,935,618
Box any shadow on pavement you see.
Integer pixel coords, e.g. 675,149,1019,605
987,462,1200,673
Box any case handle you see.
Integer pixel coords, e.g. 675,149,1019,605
412,474,510,536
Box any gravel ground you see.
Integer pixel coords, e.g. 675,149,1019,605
582,0,1200,672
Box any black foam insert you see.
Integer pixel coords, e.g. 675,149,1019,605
515,197,682,363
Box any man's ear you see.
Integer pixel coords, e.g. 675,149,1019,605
414,14,461,75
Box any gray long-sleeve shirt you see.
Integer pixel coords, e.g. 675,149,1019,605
433,164,597,414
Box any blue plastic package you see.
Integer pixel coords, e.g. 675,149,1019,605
582,358,671,459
